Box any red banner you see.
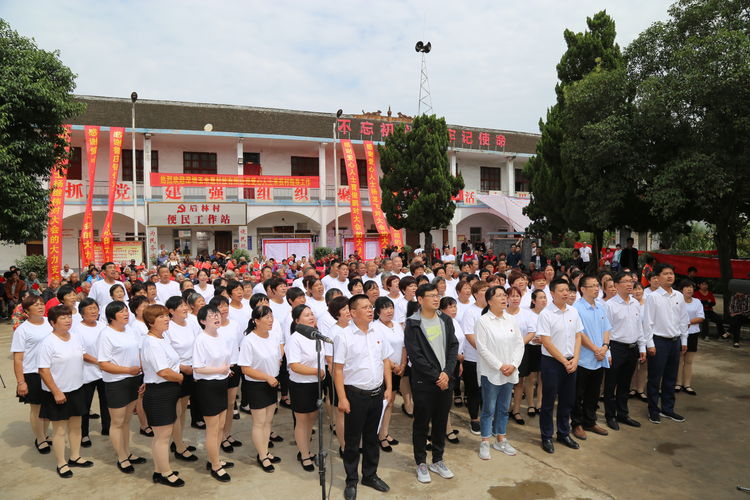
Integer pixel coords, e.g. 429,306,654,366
390,227,404,248
648,252,750,280
341,139,366,258
363,141,392,250
150,172,320,188
102,127,124,262
81,125,100,266
47,125,72,280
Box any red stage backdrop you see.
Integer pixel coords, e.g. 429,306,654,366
341,139,366,258
81,125,100,266
102,127,124,262
648,252,750,279
47,125,72,280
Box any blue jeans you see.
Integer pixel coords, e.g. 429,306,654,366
479,376,513,438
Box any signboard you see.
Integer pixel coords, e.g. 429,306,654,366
148,202,247,227
343,237,382,261
262,238,312,261
238,226,248,249
150,172,319,188
147,227,158,264
80,241,143,270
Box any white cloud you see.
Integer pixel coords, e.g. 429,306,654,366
1,0,672,132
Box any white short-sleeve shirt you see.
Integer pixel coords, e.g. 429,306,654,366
165,320,198,366
460,304,484,363
228,303,252,335
38,333,85,393
192,332,231,381
333,323,393,390
218,319,242,364
371,320,404,365
140,335,181,384
10,318,52,374
238,331,282,381
155,281,181,305
536,304,584,358
285,331,326,384
97,326,141,383
72,320,106,383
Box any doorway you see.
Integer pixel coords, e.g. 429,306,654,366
214,231,233,253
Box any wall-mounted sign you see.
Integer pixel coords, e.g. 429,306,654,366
148,202,247,227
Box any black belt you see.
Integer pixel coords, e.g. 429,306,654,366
345,384,384,397
610,340,638,349
654,335,680,343
565,356,574,361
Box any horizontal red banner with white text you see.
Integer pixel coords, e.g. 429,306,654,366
150,173,319,188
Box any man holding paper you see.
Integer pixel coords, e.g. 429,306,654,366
404,283,460,484
334,294,393,500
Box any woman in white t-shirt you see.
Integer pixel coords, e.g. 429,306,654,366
304,277,328,320
126,296,152,438
227,281,252,334
98,300,145,474
38,305,90,477
140,304,185,487
195,269,215,303
323,296,350,454
72,298,109,448
238,305,283,473
10,294,52,454
372,296,405,452
193,304,233,482
506,286,539,424
677,281,705,395
524,289,547,415
455,280,473,324
164,296,199,462
286,304,325,472
440,296,466,444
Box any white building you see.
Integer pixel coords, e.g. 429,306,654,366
5,96,540,270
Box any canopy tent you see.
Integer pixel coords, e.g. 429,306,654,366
476,194,532,232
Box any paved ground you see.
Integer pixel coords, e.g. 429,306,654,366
1,322,748,500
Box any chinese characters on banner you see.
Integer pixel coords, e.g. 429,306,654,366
147,202,247,227
115,182,132,201
363,141,392,250
292,187,310,203
65,181,84,200
390,227,404,249
150,172,320,188
102,127,125,262
337,187,351,202
164,185,183,200
463,190,477,205
341,139,366,258
81,125,100,266
207,186,225,201
255,187,273,201
238,226,248,249
147,227,158,264
47,124,71,280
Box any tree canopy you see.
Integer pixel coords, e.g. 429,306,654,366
0,19,85,244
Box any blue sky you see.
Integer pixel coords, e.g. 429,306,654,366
2,0,672,133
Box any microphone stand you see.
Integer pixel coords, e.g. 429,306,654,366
315,337,327,500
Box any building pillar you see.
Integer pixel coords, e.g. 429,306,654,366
143,134,152,200
506,156,515,197
447,151,458,252
450,150,457,176
318,142,328,248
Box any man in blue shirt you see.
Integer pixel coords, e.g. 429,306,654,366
572,275,612,440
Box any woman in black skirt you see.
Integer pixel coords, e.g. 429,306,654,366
193,304,233,482
286,304,325,472
38,305,92,478
140,305,185,487
97,301,146,474
324,296,351,455
238,305,283,472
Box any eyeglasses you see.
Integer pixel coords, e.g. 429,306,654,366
357,305,374,311
422,293,440,299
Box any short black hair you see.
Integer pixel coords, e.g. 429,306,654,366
328,296,350,320
549,278,569,293
654,263,674,275
398,276,417,293
48,304,72,324
286,287,306,305
416,283,437,298
56,284,77,302
129,295,148,314
249,293,269,309
78,297,98,314
165,296,185,312
105,300,128,323
348,294,370,311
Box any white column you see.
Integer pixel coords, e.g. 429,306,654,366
506,156,515,197
318,143,328,248
143,134,152,200
236,139,244,175
450,150,457,176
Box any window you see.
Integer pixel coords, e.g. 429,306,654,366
291,156,319,177
67,147,82,180
480,166,502,192
514,168,530,193
122,150,159,181
243,152,260,167
339,159,368,187
242,152,261,198
183,152,217,174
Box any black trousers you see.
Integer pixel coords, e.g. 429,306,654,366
452,363,462,398
190,389,203,426
539,356,576,439
461,361,481,420
603,342,639,419
279,355,289,397
411,380,452,465
81,379,110,436
343,386,383,487
571,366,603,428
647,336,681,417
701,310,726,337
729,315,749,343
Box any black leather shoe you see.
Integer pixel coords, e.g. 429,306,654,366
174,448,198,462
541,438,555,454
170,442,196,452
127,454,147,465
361,475,389,492
257,454,275,473
153,471,185,487
344,485,357,500
205,461,234,470
210,467,231,482
556,435,580,450
617,416,641,427
56,464,73,478
116,459,135,474
81,436,92,448
606,417,620,431
68,457,94,468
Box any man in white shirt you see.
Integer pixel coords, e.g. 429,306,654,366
444,263,459,299
334,294,393,499
155,265,180,304
88,261,128,313
321,261,341,291
579,243,592,264
603,272,646,430
329,264,351,298
60,264,74,281
537,279,584,454
643,263,688,424
361,262,381,286
440,247,456,263
252,266,274,295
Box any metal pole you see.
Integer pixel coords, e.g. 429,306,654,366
332,123,339,253
131,96,138,241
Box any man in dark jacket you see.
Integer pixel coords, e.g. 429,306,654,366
404,283,459,484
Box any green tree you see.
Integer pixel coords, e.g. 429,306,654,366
0,19,85,244
627,0,750,302
379,114,464,264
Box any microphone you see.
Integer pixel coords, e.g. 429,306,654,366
294,324,334,344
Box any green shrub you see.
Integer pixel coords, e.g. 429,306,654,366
232,248,251,261
545,247,574,262
314,247,333,260
16,255,48,282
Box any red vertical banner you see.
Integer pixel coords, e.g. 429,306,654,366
363,141,392,251
47,125,72,280
390,227,404,248
102,127,124,262
81,125,100,266
341,139,366,259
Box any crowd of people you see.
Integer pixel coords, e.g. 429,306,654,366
7,238,748,498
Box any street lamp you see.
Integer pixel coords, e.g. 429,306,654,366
333,109,343,253
130,92,138,241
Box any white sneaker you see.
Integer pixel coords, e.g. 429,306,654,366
491,438,517,456
479,441,491,460
416,463,431,483
428,461,454,479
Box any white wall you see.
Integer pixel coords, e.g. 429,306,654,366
0,244,28,271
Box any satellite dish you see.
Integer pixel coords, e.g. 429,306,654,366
415,41,424,52
424,42,432,53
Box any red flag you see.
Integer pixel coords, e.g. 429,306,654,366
81,125,100,266
47,125,72,280
341,140,366,259
102,127,124,262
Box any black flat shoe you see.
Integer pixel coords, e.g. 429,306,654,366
170,442,196,452
683,387,697,395
299,454,315,471
279,398,292,409
637,392,648,402
257,454,275,473
556,435,580,450
220,439,234,453
139,426,154,437
446,430,460,444
510,412,525,425
174,448,198,462
269,432,284,442
527,406,538,417
339,447,344,459
127,454,147,465
425,439,432,451
266,454,281,464
80,436,92,448
68,457,94,468
153,471,185,487
617,416,641,427
606,417,620,431
385,435,399,445
117,459,134,474
205,461,234,470
191,421,206,429
267,440,274,448
628,389,637,398
344,485,357,500
35,439,51,455
225,435,242,447
401,403,413,418
89,413,100,420
379,439,392,452
56,464,73,478
453,396,463,407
